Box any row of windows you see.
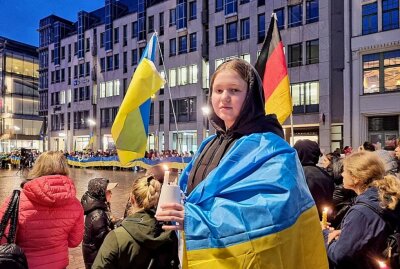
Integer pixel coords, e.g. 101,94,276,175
363,49,400,94
168,65,198,87
51,62,91,85
291,81,319,114
288,39,319,67
99,80,121,98
100,55,120,72
169,33,197,56
362,0,399,35
50,39,90,64
100,107,119,127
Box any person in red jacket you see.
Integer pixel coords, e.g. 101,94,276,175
0,151,84,269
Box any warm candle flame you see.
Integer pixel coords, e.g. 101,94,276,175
377,260,386,268
323,207,329,213
163,165,169,171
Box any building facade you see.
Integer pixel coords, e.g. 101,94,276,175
344,0,400,150
39,0,344,154
0,37,43,153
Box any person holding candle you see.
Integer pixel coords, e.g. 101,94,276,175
92,175,179,269
325,151,400,269
156,59,328,268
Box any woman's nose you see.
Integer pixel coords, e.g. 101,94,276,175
221,90,230,102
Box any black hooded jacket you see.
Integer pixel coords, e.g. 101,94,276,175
81,179,114,269
186,61,284,195
293,140,335,217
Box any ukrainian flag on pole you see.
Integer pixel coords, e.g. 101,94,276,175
112,33,164,164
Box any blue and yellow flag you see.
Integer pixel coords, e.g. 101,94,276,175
179,133,328,269
111,33,164,164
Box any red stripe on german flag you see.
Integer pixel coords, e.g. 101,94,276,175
255,14,292,124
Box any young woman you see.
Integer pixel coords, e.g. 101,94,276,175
326,151,400,268
0,151,84,269
156,59,328,268
92,176,179,269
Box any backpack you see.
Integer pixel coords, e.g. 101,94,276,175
0,190,28,269
359,202,400,268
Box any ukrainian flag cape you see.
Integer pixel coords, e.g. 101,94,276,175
179,132,328,269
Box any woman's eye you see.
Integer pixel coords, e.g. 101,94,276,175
214,89,223,94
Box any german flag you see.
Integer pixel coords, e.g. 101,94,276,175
255,14,292,124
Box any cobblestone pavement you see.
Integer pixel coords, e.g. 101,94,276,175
0,167,145,269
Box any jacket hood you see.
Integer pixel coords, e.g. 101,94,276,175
87,177,109,200
81,191,108,214
122,209,174,250
356,187,400,225
293,139,321,166
209,60,283,138
23,175,77,206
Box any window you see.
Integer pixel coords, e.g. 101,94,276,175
240,53,251,63
216,0,223,12
288,4,302,27
79,63,84,78
382,0,399,31
169,97,197,123
123,51,127,73
123,24,127,46
131,21,138,38
159,12,164,35
148,16,154,32
86,38,90,52
177,0,188,29
288,43,302,67
363,50,400,94
216,25,224,46
225,0,238,16
306,0,319,23
169,68,177,87
257,0,265,7
291,81,319,114
106,56,113,71
169,38,176,56
189,1,197,20
189,33,197,52
100,32,105,48
61,46,65,59
99,80,120,98
178,36,187,54
240,18,250,40
114,27,119,44
362,3,378,35
178,66,188,85
188,65,198,83
169,9,176,26
368,116,399,150
132,49,138,66
114,54,119,70
159,101,164,124
100,58,105,73
306,39,319,64
275,8,285,30
240,0,250,4
85,62,90,77
226,22,237,43
258,14,265,43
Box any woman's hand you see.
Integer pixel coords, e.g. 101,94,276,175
327,229,341,244
155,202,184,231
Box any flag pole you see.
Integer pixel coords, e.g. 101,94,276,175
290,113,294,146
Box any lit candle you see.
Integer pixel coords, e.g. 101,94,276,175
321,207,329,228
377,260,389,269
163,165,170,184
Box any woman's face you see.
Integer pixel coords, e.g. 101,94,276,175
342,167,358,191
211,69,248,129
321,156,331,168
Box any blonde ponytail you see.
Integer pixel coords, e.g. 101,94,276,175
371,175,400,210
131,176,161,210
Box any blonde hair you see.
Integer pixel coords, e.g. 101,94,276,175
130,176,161,210
27,151,69,179
344,151,400,209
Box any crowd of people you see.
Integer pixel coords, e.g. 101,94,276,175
0,59,399,269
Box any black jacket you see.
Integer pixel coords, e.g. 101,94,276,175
81,192,114,269
186,62,283,195
294,140,335,217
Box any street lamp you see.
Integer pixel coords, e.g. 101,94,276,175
201,106,210,139
13,126,20,149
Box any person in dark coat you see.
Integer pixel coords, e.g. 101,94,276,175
81,178,118,269
92,175,179,269
325,151,400,269
293,139,335,217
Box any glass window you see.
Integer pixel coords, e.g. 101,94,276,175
362,3,378,35
106,81,113,97
257,0,265,6
189,1,197,20
216,25,224,46
114,27,119,44
382,0,399,31
131,21,138,38
100,82,106,98
240,53,251,63
290,81,319,114
169,38,176,56
288,4,302,27
215,58,224,69
306,0,319,24
384,50,400,92
178,36,188,54
189,33,197,52
169,68,177,87
306,39,319,64
226,22,237,43
189,64,198,84
114,79,120,96
275,8,285,30
258,14,265,43
225,0,238,15
106,56,113,71
178,66,188,85
288,43,302,67
132,49,138,66
177,0,187,29
240,18,250,40
148,16,154,32
159,12,164,35
114,54,119,70
216,0,223,12
169,9,176,26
